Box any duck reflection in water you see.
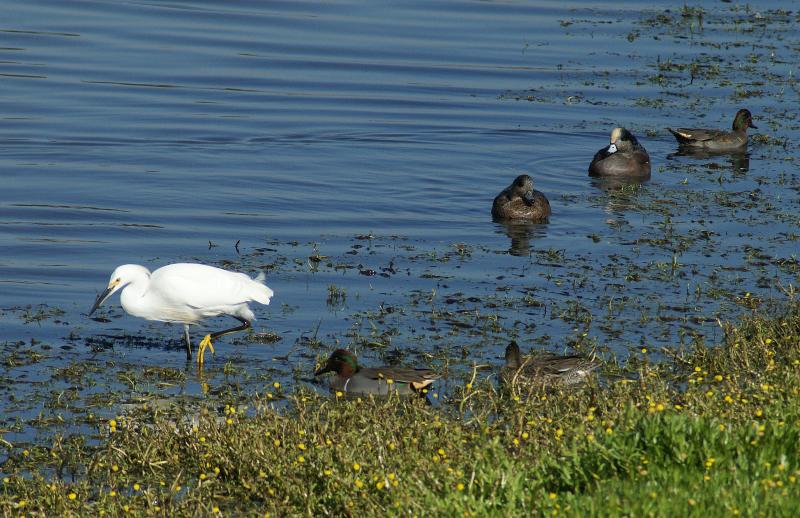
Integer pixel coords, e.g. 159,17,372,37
494,220,548,256
667,148,750,173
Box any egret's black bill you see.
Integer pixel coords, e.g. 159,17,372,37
89,286,114,316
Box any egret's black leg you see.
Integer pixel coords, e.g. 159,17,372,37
183,324,192,360
211,316,251,340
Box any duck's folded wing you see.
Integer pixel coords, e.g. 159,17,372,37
361,367,441,388
670,128,724,142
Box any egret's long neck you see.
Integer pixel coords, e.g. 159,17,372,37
119,276,151,319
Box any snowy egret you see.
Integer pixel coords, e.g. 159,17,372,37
89,263,273,365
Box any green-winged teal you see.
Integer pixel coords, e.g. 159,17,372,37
667,109,757,152
501,341,599,386
588,127,651,179
492,174,551,221
315,349,440,396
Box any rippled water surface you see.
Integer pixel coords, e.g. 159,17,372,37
1,1,799,444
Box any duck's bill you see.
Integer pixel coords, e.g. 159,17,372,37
522,191,536,205
606,143,618,154
314,363,332,376
749,121,758,129
88,286,114,316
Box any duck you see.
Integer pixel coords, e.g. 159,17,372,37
491,174,551,221
667,109,757,152
588,127,651,179
314,349,440,396
501,341,599,386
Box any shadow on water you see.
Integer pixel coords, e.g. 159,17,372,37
667,149,750,173
493,219,548,257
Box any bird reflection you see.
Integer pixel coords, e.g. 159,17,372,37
667,148,750,173
494,219,548,256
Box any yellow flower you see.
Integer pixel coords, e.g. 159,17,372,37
376,481,385,490
133,483,141,491
456,483,465,491
226,418,233,425
352,463,361,472
437,448,446,456
273,439,281,447
656,403,665,412
549,492,557,500
298,443,306,451
213,506,220,513
112,464,119,472
465,383,472,390
354,479,364,489
323,469,332,476
641,348,647,353
298,455,305,463
521,432,529,440
386,379,394,385
335,391,343,398
199,474,207,481
273,382,281,389
714,375,723,382
68,492,77,500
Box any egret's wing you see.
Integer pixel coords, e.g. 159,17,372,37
148,264,269,311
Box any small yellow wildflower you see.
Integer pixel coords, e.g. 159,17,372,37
273,382,280,389
353,463,361,472
68,492,77,500
354,479,364,489
335,391,343,398
549,492,557,500
298,455,305,463
324,469,332,476
273,439,281,447
456,483,465,491
298,443,306,451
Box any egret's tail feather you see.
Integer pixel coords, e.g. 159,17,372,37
250,271,273,305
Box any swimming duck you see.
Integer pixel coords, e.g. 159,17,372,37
667,109,757,152
588,127,651,179
314,349,440,396
501,341,599,386
491,174,551,221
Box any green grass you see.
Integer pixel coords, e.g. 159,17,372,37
2,301,800,516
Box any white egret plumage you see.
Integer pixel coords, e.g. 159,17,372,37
89,263,273,365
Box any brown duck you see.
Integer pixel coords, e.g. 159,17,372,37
491,174,551,222
667,109,757,152
501,341,599,386
589,127,651,179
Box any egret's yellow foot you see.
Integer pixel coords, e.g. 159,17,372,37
197,334,216,366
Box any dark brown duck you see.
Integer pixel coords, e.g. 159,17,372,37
588,127,651,179
491,174,551,222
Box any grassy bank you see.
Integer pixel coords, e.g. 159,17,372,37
2,300,800,517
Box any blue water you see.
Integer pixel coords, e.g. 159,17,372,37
1,0,798,445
